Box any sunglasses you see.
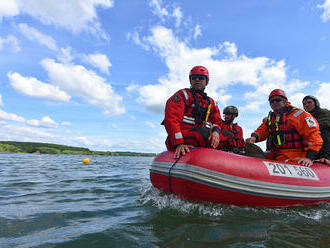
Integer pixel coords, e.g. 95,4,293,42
269,98,284,104
190,75,207,81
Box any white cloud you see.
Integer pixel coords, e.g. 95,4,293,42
172,7,182,27
220,42,238,59
60,121,71,126
0,93,3,106
145,121,155,128
149,0,183,28
8,72,71,102
26,116,58,128
83,53,112,74
71,136,115,150
40,59,125,116
0,109,25,122
0,35,20,52
73,136,115,151
193,25,202,40
316,82,330,109
57,47,74,64
0,115,161,152
74,136,92,146
132,25,302,114
243,78,309,111
0,109,59,128
0,122,97,150
126,31,151,51
110,123,118,129
149,0,169,21
0,124,56,142
0,0,19,20
317,0,330,22
1,0,113,39
126,84,139,92
289,92,306,108
18,23,58,51
242,100,266,112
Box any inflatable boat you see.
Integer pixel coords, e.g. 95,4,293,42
150,148,330,207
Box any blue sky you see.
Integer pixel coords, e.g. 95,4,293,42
1,0,330,153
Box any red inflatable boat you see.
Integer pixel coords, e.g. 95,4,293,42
150,148,330,207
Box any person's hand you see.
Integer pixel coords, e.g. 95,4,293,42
174,144,193,158
315,158,330,165
288,157,313,167
209,131,220,148
245,137,256,144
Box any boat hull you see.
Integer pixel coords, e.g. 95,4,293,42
150,148,330,207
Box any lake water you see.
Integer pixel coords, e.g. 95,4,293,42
0,153,329,248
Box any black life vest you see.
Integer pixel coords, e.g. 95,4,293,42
267,106,308,150
181,88,211,127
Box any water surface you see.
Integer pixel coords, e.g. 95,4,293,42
0,153,329,247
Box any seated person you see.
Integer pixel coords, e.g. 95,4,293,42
218,105,245,152
246,89,323,167
163,66,222,158
303,95,330,165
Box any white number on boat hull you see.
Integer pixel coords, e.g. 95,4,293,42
263,162,319,180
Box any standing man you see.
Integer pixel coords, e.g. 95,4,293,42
303,95,330,165
163,66,222,158
219,106,245,152
246,89,323,167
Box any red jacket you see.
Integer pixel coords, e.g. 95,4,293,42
164,88,222,148
221,122,245,149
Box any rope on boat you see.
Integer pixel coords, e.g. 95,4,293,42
168,147,200,194
168,156,181,194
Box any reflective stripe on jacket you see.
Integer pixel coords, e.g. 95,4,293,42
266,107,308,150
163,88,222,147
252,102,323,160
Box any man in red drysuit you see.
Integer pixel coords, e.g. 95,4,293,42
163,65,225,158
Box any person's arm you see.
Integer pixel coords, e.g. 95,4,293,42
163,91,186,148
315,158,330,165
208,99,222,148
236,125,245,148
174,144,193,158
290,110,323,166
317,109,330,131
246,119,269,144
295,111,323,160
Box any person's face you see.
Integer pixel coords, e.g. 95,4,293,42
224,113,235,123
303,99,316,113
190,75,207,91
269,96,286,112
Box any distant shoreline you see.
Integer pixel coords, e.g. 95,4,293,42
0,141,156,157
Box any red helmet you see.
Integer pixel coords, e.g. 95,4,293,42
268,89,287,100
189,66,209,83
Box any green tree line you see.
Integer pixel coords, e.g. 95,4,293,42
0,141,156,157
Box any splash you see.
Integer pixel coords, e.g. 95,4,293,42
139,184,330,220
139,184,237,217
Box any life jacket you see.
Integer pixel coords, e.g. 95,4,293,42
180,88,212,128
267,106,308,150
220,122,245,149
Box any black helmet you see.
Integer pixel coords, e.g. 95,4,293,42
223,105,238,117
302,95,320,108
